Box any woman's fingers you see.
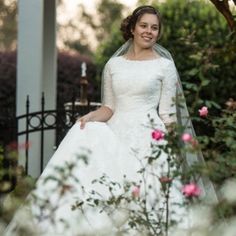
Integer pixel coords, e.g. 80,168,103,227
76,117,86,129
80,119,86,129
76,113,92,129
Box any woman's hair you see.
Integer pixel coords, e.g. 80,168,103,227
120,5,162,41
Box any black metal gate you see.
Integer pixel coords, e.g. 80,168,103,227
16,93,100,175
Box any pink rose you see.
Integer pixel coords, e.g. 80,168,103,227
182,183,201,197
181,133,192,142
7,141,32,151
198,106,208,117
132,186,140,198
151,129,165,141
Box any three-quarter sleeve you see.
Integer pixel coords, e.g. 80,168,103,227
158,60,178,124
101,62,115,111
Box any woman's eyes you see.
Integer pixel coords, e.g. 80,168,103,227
139,24,159,31
140,24,146,28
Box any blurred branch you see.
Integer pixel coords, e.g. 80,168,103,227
209,0,236,31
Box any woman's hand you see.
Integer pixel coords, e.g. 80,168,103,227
76,106,113,129
77,112,92,129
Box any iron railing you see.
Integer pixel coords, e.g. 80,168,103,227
16,93,100,174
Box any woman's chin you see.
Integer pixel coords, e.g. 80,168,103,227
138,41,156,49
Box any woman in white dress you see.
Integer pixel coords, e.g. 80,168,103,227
5,5,196,236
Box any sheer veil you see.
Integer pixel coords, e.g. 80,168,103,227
101,39,218,203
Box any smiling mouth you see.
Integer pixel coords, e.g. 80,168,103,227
142,36,152,41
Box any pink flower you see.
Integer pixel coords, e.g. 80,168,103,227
198,106,208,117
132,186,140,198
182,183,201,197
151,129,165,141
181,133,192,142
7,141,32,151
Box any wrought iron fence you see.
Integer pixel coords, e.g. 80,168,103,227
17,93,100,175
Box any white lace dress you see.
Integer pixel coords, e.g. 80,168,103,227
5,56,186,235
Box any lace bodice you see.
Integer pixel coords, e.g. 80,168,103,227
102,56,178,125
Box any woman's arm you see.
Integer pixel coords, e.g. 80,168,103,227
77,61,114,129
77,106,113,129
158,60,178,127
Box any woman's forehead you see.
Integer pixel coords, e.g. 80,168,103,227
137,13,159,24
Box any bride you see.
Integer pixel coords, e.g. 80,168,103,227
4,5,211,236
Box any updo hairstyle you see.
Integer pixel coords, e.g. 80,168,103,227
120,5,162,41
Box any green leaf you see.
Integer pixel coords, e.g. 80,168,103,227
187,68,199,76
201,80,210,86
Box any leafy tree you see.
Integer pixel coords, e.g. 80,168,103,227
57,14,94,56
94,25,124,77
152,0,235,107
62,0,126,56
64,40,93,56
79,0,124,42
60,0,127,89
209,0,236,31
0,0,17,51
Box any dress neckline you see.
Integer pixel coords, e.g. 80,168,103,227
120,55,163,62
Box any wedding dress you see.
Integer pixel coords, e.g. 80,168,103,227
5,55,189,236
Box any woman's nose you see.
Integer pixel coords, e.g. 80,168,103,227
145,26,152,33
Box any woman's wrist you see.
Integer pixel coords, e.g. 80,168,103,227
87,111,94,121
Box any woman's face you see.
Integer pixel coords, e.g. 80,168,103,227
131,13,159,49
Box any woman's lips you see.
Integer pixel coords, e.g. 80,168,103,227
142,36,152,41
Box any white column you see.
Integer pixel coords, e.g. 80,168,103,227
17,0,57,177
42,0,57,167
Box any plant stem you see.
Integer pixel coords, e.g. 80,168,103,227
165,155,171,236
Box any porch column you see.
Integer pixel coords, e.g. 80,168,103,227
17,0,57,177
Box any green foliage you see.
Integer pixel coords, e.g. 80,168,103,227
94,26,124,77
152,0,235,107
79,0,124,43
198,106,236,185
0,144,35,229
0,145,16,194
0,0,17,50
65,0,126,59
63,40,93,57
